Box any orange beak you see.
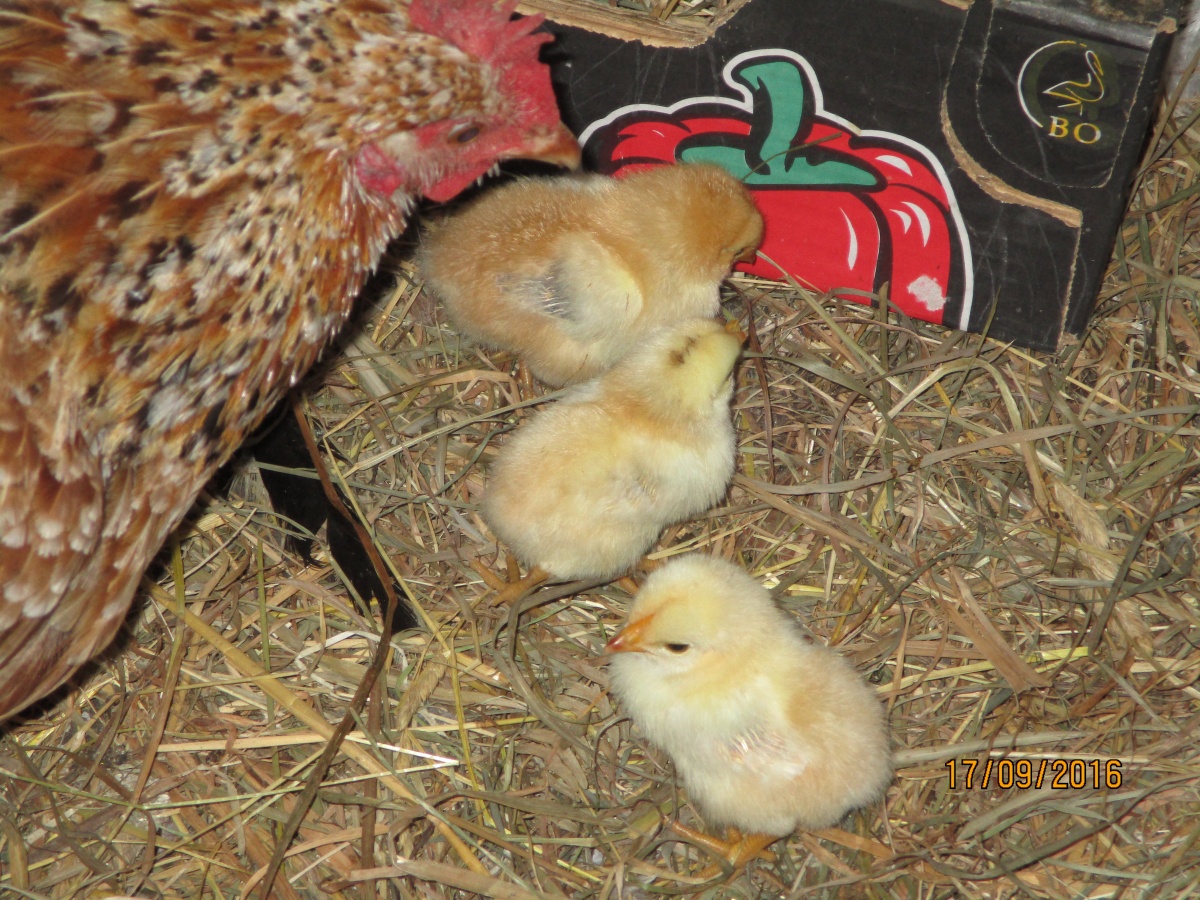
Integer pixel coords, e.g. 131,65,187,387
507,123,581,170
606,614,655,654
734,246,760,264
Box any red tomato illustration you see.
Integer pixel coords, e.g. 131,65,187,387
582,51,971,325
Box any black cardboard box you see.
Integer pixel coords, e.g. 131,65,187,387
531,0,1182,350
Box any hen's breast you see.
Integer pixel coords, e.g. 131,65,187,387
0,0,403,718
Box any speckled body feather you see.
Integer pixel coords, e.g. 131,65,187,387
0,0,575,720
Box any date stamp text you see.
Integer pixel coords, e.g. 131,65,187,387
945,758,1122,790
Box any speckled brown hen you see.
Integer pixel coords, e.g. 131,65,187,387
0,0,578,721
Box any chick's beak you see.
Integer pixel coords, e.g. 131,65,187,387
606,614,654,654
508,123,581,170
735,246,760,264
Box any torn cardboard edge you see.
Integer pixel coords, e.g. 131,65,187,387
940,99,1083,229
940,102,1083,346
520,0,976,47
517,0,748,47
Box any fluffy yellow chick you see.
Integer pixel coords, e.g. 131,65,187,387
480,319,741,594
607,555,892,869
419,164,762,386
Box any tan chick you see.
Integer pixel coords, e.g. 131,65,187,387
607,555,892,871
480,319,741,599
419,164,762,386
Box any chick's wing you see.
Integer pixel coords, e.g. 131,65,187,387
500,234,642,335
550,233,643,329
716,725,812,780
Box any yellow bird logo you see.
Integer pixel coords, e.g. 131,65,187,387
1043,49,1106,114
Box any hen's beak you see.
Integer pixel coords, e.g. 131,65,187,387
510,123,581,170
606,614,654,654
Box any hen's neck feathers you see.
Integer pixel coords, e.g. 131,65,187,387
0,0,494,472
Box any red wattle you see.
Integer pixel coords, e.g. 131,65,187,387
355,143,406,197
423,166,488,203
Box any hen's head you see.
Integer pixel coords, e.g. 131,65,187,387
354,0,580,204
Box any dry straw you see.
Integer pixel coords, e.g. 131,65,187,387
3,9,1200,900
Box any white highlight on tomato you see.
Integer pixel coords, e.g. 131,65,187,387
908,274,945,312
841,207,858,269
874,153,913,176
901,201,931,246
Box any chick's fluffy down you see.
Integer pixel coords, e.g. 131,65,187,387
481,320,741,580
609,556,892,836
419,164,762,386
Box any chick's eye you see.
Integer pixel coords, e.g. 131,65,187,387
450,123,481,144
664,643,691,654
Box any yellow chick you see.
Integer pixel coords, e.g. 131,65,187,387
419,163,762,386
480,319,741,595
607,555,892,870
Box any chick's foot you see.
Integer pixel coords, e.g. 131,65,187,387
472,559,549,605
672,821,779,876
615,555,666,594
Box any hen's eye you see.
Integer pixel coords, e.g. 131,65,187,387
450,124,480,144
665,643,690,654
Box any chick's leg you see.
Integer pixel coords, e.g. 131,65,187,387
516,361,537,400
472,558,549,606
672,821,778,875
615,557,662,595
726,831,780,869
